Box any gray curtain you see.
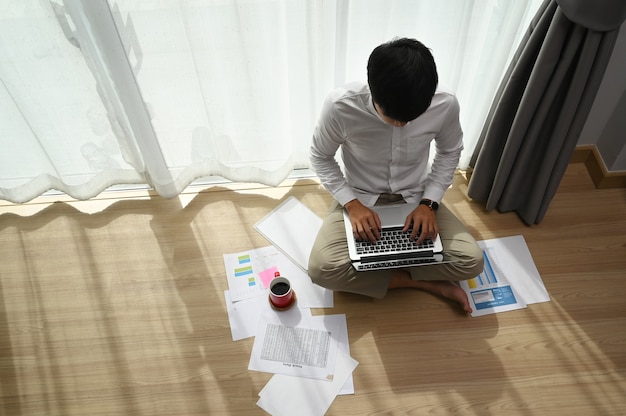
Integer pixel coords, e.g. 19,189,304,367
467,0,626,225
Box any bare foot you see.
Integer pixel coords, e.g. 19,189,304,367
430,281,473,314
389,271,472,314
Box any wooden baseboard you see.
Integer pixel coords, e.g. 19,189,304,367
571,145,626,189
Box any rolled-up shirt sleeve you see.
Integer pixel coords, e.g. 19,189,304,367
422,95,463,203
310,95,358,206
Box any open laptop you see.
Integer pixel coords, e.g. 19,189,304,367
343,202,447,271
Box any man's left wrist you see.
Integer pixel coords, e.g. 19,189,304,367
419,199,439,212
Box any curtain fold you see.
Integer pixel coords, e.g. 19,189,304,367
467,0,624,225
0,0,543,204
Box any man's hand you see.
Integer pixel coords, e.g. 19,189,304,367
345,199,381,243
403,204,438,244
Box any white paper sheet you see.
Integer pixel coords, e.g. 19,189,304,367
224,290,267,341
224,291,314,341
327,314,355,396
254,196,323,272
460,235,550,317
224,245,333,307
256,348,358,416
222,247,277,302
249,311,341,381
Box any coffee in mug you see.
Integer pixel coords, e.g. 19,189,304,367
269,276,295,310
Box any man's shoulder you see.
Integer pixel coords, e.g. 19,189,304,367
433,86,458,102
327,82,370,104
431,86,460,112
320,82,371,122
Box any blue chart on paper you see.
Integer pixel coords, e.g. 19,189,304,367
471,286,518,310
469,249,518,310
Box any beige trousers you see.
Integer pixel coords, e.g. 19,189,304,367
308,198,484,298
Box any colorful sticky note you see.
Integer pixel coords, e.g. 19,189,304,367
258,266,280,288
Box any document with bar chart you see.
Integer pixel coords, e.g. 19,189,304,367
223,246,281,302
460,235,549,317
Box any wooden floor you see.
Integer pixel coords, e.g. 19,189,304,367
0,163,624,416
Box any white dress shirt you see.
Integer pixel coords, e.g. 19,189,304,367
310,82,464,207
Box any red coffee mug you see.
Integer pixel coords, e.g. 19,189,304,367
269,277,295,310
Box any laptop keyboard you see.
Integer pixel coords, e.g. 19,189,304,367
356,256,439,271
355,227,434,255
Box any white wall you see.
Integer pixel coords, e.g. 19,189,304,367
578,22,626,172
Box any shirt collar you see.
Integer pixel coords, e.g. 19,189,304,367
366,95,389,125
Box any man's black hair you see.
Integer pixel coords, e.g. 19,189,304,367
367,38,438,123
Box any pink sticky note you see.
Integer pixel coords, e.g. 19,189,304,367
259,267,280,288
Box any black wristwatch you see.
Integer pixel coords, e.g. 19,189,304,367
419,199,439,212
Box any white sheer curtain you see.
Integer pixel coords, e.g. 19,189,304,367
0,0,543,203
